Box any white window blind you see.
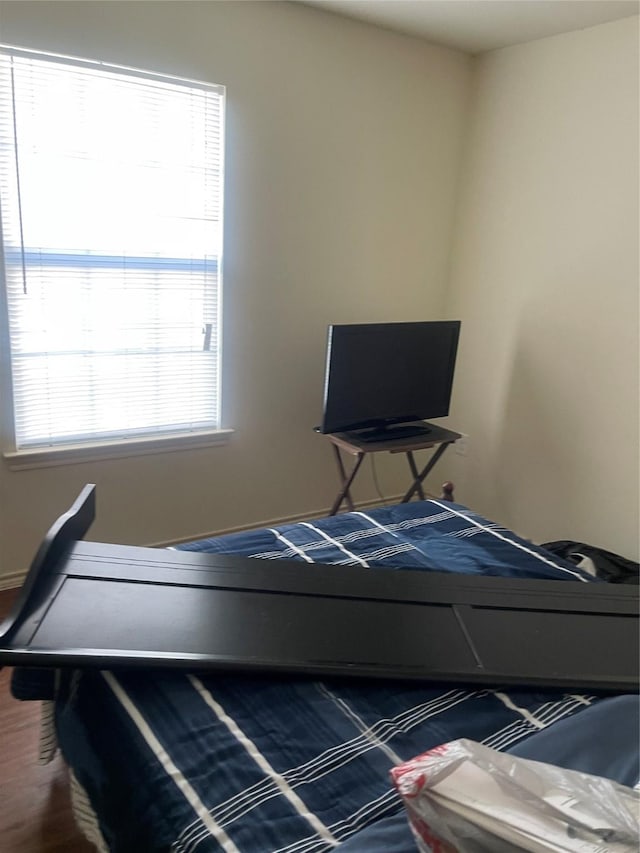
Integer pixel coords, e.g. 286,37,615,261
0,46,224,451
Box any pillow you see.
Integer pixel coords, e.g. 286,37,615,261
507,694,640,787
335,811,417,852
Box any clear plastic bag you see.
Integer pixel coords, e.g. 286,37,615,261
390,739,640,853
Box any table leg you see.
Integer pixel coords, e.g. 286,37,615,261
401,443,450,503
330,445,364,515
406,451,426,501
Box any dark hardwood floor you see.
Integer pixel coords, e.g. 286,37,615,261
0,588,96,852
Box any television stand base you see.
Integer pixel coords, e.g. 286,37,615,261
351,422,432,443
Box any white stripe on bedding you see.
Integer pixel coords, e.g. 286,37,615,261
393,510,455,528
274,789,400,853
354,511,403,537
322,788,399,850
568,694,592,706
493,691,547,730
251,507,460,561
360,542,416,561
526,696,594,733
187,675,340,851
177,689,477,851
450,525,499,538
316,684,401,765
300,522,370,567
101,673,241,853
269,529,316,562
429,499,590,581
216,690,472,818
483,694,594,751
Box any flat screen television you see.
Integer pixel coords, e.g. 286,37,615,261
319,320,461,441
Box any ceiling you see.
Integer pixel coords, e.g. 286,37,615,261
301,0,639,54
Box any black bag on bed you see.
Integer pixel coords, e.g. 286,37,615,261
542,540,639,585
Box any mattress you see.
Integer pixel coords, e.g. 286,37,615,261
12,499,609,852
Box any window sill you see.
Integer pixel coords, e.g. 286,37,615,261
3,429,234,470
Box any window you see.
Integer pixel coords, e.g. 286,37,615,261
0,46,226,462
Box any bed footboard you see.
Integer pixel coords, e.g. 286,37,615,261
0,486,638,692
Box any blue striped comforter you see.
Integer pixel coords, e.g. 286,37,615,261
48,500,598,852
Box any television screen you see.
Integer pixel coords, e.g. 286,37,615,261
319,320,461,439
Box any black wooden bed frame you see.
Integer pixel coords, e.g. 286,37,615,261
0,485,637,690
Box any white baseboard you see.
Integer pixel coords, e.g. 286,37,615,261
0,570,28,591
150,494,406,548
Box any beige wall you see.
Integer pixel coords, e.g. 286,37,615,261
444,16,639,559
0,2,471,580
1,5,637,582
